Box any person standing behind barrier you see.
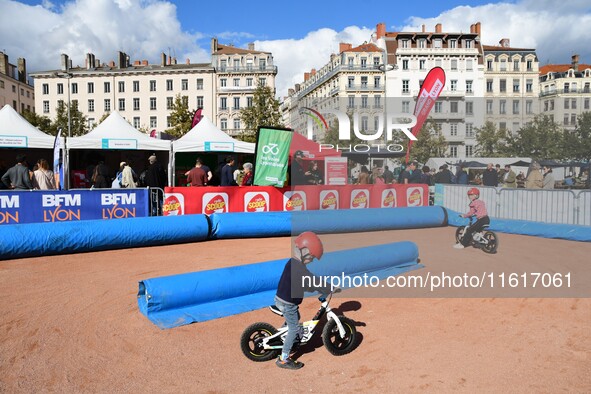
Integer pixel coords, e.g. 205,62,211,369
2,154,33,190
454,188,490,249
525,162,543,189
220,156,237,186
186,159,208,186
495,164,505,185
456,165,468,185
241,162,254,186
502,165,517,188
33,159,56,190
382,165,394,184
516,171,526,188
542,166,555,189
420,166,432,186
121,162,137,188
482,163,498,187
145,154,167,215
357,166,370,184
91,161,109,188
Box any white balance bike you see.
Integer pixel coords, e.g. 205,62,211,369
240,291,358,361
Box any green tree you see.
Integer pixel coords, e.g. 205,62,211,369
505,115,564,159
49,100,88,137
565,112,591,161
22,109,52,133
474,121,508,157
166,94,193,138
408,119,447,163
240,84,283,135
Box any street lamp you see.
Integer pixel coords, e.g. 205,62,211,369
53,71,73,137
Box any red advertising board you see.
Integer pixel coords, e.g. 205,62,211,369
163,184,428,216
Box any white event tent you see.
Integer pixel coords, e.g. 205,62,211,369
0,104,56,149
66,112,172,185
171,116,255,154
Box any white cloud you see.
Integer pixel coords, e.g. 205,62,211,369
401,1,591,65
256,25,374,98
0,0,209,72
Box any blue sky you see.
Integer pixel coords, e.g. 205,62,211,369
2,0,590,96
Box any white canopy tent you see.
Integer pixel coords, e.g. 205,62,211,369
170,116,254,185
66,112,172,186
171,116,254,153
426,157,533,181
0,104,56,149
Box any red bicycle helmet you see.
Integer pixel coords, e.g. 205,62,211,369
294,231,324,259
467,187,480,196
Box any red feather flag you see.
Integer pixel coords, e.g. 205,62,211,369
191,108,203,129
406,67,446,163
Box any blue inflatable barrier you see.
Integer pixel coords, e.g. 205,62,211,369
209,206,448,239
0,214,211,260
447,209,591,242
138,241,420,329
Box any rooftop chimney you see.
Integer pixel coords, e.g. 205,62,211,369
211,37,219,54
311,68,316,76
470,24,475,33
339,42,353,53
435,23,442,33
422,24,426,33
108,60,115,68
86,53,95,70
248,42,255,51
94,58,100,68
376,22,386,39
304,72,310,81
117,51,127,69
142,60,148,66
161,52,167,66
186,58,190,65
0,52,8,76
61,53,69,71
475,22,481,36
572,54,579,71
499,38,510,48
17,58,26,83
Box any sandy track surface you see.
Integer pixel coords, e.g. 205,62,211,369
1,228,589,393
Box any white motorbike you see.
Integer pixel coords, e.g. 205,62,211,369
240,291,358,361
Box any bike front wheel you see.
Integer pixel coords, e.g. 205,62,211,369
322,316,358,356
481,231,499,254
455,227,464,243
240,322,280,362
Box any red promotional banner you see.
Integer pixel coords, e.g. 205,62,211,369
163,184,428,216
406,67,446,163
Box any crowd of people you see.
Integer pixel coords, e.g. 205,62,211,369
1,154,57,190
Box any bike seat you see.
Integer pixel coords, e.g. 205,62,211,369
269,305,284,317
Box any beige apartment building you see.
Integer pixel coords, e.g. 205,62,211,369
282,41,385,140
483,39,540,134
0,52,35,114
30,40,276,137
211,39,277,136
539,55,591,129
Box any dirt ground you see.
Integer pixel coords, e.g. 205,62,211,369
0,227,590,393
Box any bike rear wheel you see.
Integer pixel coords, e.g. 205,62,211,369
322,316,358,356
240,322,280,362
481,231,499,254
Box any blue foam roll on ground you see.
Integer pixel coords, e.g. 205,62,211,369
291,206,448,234
209,206,448,239
0,214,211,260
137,241,420,329
209,211,291,239
446,209,591,242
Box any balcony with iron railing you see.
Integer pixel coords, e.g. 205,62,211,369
295,64,383,99
216,65,278,74
345,84,384,92
540,88,591,97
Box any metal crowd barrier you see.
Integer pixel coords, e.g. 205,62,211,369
437,184,590,226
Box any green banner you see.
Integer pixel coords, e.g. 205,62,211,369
254,127,293,186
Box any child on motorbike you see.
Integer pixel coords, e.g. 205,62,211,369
454,187,490,249
275,231,333,370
